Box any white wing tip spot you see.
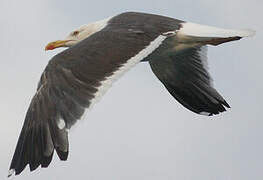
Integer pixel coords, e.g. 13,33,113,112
8,169,15,177
199,111,211,116
58,119,66,129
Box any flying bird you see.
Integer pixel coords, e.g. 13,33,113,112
8,12,255,177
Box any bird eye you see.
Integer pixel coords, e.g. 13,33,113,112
72,31,79,36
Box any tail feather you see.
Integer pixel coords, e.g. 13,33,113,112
178,22,255,38
176,22,255,46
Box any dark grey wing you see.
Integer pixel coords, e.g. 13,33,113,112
9,76,69,176
149,45,230,116
8,24,165,176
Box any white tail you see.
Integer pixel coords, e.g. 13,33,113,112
175,22,255,46
177,22,255,38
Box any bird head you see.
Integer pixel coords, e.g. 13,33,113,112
45,24,95,51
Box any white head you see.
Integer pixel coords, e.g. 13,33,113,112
45,19,109,50
64,24,93,46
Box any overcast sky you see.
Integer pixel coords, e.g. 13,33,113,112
0,0,262,180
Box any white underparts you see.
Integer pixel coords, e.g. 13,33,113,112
89,35,167,108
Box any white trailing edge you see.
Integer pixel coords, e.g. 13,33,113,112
89,35,167,108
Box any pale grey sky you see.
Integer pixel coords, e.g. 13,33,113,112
0,0,262,180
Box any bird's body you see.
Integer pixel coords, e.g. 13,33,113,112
9,12,255,177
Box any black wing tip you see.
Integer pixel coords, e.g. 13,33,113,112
222,100,231,108
198,100,231,116
56,149,69,161
29,163,41,172
8,153,54,177
7,167,25,177
8,79,72,177
29,153,55,170
41,153,54,168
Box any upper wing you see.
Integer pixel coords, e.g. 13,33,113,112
9,24,168,176
149,45,230,116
